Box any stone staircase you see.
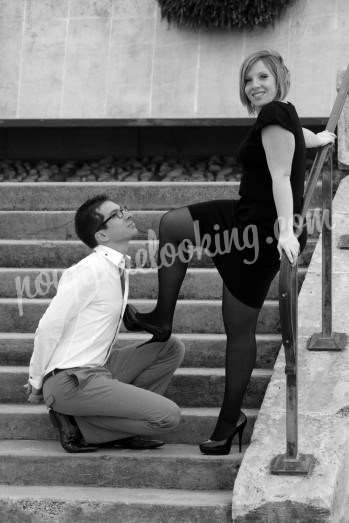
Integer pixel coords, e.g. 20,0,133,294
0,181,319,522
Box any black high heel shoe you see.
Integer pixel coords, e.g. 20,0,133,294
199,412,247,455
123,304,171,342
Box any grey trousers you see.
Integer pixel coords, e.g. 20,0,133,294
42,336,185,444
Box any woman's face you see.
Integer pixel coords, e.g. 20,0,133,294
244,59,277,112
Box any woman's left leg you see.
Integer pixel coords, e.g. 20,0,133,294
136,206,196,332
210,284,261,441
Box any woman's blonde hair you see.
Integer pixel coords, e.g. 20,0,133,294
239,49,290,114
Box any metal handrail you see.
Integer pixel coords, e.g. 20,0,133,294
270,64,349,475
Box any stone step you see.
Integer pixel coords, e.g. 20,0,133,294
0,210,163,240
0,238,316,268
0,209,322,240
0,485,233,523
0,181,323,211
0,298,280,334
0,404,258,445
0,440,243,490
0,182,239,210
0,332,281,369
0,366,271,408
0,266,307,300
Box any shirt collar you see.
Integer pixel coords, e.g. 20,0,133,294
94,245,128,269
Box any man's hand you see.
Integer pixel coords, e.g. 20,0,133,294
24,381,44,404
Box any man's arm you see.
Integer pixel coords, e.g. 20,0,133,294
28,264,97,391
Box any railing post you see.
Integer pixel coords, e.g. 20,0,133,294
270,259,316,475
307,148,348,351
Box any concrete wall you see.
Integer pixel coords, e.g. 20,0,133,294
0,0,348,119
338,70,349,169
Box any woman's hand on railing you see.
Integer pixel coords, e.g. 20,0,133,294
316,130,336,147
277,232,300,265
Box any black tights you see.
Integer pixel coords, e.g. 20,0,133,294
138,207,261,440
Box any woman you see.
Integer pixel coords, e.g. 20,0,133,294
124,50,335,455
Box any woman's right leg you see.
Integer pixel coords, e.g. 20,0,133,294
210,284,260,440
137,206,196,332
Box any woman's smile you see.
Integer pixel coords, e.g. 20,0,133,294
244,59,277,110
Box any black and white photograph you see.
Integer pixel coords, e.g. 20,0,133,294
0,0,349,521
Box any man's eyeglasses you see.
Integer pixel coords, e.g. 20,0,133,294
97,206,129,230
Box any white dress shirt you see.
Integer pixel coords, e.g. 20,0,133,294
29,245,130,390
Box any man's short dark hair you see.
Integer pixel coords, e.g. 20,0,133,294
75,194,109,248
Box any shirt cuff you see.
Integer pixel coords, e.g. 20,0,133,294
29,376,43,390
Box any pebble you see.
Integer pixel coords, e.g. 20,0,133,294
139,171,153,181
0,155,246,183
208,164,221,173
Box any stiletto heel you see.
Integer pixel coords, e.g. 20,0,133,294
237,422,244,453
123,304,171,341
199,412,247,455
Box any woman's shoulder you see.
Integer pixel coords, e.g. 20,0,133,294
259,100,295,117
256,100,298,133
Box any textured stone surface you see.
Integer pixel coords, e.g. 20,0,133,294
231,175,349,521
0,0,347,117
107,9,156,117
0,365,270,407
0,208,321,240
0,331,281,369
0,266,305,301
0,237,316,268
337,69,349,169
0,404,257,444
19,17,66,117
0,297,280,334
0,15,22,117
62,18,110,117
70,0,112,18
196,30,243,117
0,485,232,523
288,6,338,117
0,181,240,210
0,155,242,183
151,21,199,117
0,179,324,212
0,441,241,490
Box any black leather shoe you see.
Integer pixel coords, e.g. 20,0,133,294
123,305,171,342
49,409,98,453
98,436,165,450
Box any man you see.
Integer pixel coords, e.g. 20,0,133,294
27,194,185,453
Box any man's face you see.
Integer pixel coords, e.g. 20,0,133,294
96,200,138,244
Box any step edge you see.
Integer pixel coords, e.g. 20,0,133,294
0,365,273,377
0,404,259,417
0,440,247,458
0,484,233,504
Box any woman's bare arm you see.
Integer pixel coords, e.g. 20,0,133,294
302,128,336,148
261,124,298,264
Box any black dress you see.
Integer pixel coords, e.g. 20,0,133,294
188,101,307,308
